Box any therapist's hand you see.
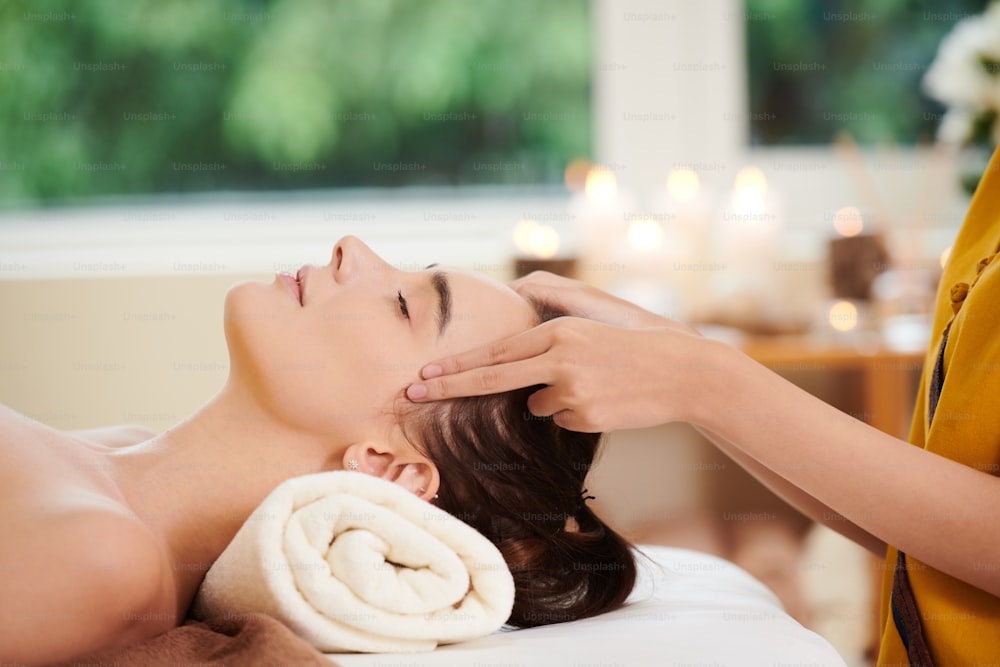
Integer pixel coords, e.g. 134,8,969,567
509,271,699,334
409,317,700,431
406,274,713,432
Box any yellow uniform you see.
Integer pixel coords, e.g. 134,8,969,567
877,148,1000,665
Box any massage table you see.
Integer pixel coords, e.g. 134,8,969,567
334,544,847,666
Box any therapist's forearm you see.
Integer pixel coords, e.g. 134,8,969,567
690,341,1000,596
693,424,887,556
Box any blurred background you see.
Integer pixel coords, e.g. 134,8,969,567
3,1,999,664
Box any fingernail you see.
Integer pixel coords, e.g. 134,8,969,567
422,364,442,379
406,383,427,400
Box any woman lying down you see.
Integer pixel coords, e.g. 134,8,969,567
0,236,637,665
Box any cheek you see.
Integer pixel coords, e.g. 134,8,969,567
327,324,423,401
294,331,420,439
223,283,338,430
225,286,421,435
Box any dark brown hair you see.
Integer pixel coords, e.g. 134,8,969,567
398,304,637,627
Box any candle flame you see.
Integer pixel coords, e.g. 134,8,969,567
828,300,858,332
513,219,560,258
833,206,864,237
585,166,618,205
627,218,665,252
564,158,592,192
667,167,700,201
732,166,767,215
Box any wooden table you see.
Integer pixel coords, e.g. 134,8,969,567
740,336,925,440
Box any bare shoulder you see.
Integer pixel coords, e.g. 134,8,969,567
0,406,177,663
0,497,177,664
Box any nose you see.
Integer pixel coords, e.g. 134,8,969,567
331,236,395,284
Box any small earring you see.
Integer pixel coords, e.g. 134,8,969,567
347,459,359,470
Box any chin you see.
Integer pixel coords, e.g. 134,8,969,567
222,280,283,378
224,279,273,329
226,278,294,317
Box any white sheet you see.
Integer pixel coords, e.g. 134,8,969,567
330,545,847,666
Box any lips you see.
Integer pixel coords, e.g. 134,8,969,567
277,271,302,305
296,266,308,303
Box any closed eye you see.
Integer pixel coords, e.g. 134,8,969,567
397,290,410,320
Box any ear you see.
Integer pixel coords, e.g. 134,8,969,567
342,441,440,502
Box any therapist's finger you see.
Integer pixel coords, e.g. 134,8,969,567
407,357,551,401
552,409,600,433
508,271,572,293
525,388,599,433
406,325,556,401
425,321,556,379
509,276,581,315
525,378,604,432
524,384,569,418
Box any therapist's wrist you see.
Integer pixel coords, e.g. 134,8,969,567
681,337,742,430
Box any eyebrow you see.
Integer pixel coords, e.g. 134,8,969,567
425,264,452,338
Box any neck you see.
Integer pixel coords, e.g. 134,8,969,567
107,379,342,616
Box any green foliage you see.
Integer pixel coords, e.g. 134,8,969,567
745,0,990,145
0,0,591,206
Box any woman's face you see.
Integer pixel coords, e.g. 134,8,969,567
224,236,537,446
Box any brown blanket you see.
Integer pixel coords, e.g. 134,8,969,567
52,613,339,667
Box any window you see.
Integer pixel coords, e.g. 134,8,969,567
744,0,989,145
1,0,590,206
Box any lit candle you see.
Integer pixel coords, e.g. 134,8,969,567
827,206,888,300
721,166,781,265
570,163,636,289
706,165,785,325
827,300,859,333
640,166,713,320
511,218,576,279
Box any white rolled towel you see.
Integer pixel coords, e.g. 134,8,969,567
192,471,515,653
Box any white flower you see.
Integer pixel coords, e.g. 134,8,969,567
923,2,1000,143
938,108,974,144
